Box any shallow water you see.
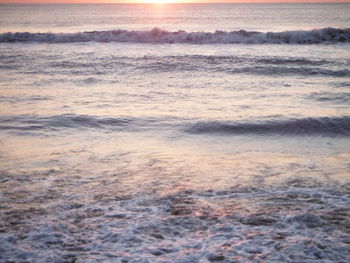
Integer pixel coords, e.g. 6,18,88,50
0,3,350,263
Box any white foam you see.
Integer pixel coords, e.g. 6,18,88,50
1,27,349,44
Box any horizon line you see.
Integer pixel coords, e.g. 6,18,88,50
1,1,349,3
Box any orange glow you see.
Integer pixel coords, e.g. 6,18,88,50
142,0,176,3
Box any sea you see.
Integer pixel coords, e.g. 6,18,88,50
0,3,349,263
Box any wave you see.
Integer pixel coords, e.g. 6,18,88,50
0,115,135,131
185,116,350,137
0,114,179,133
1,115,350,137
136,56,349,76
2,54,348,78
307,92,350,104
1,27,349,44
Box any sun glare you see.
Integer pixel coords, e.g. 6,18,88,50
143,0,176,3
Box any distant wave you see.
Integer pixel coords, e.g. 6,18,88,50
1,114,350,137
0,27,349,44
186,116,350,136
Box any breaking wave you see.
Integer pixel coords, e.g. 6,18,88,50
1,27,350,44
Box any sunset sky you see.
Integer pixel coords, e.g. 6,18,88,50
0,0,349,3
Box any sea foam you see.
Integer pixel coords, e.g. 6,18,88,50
1,27,349,44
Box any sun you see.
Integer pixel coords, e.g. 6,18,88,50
142,0,176,3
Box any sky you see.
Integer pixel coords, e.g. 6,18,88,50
0,0,349,3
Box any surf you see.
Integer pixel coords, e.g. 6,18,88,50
1,27,349,44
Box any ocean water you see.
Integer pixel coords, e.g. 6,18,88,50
0,3,350,263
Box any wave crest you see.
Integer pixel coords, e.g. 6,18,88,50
1,27,349,44
186,116,350,136
1,115,350,137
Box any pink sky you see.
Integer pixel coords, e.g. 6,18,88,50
0,0,349,3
